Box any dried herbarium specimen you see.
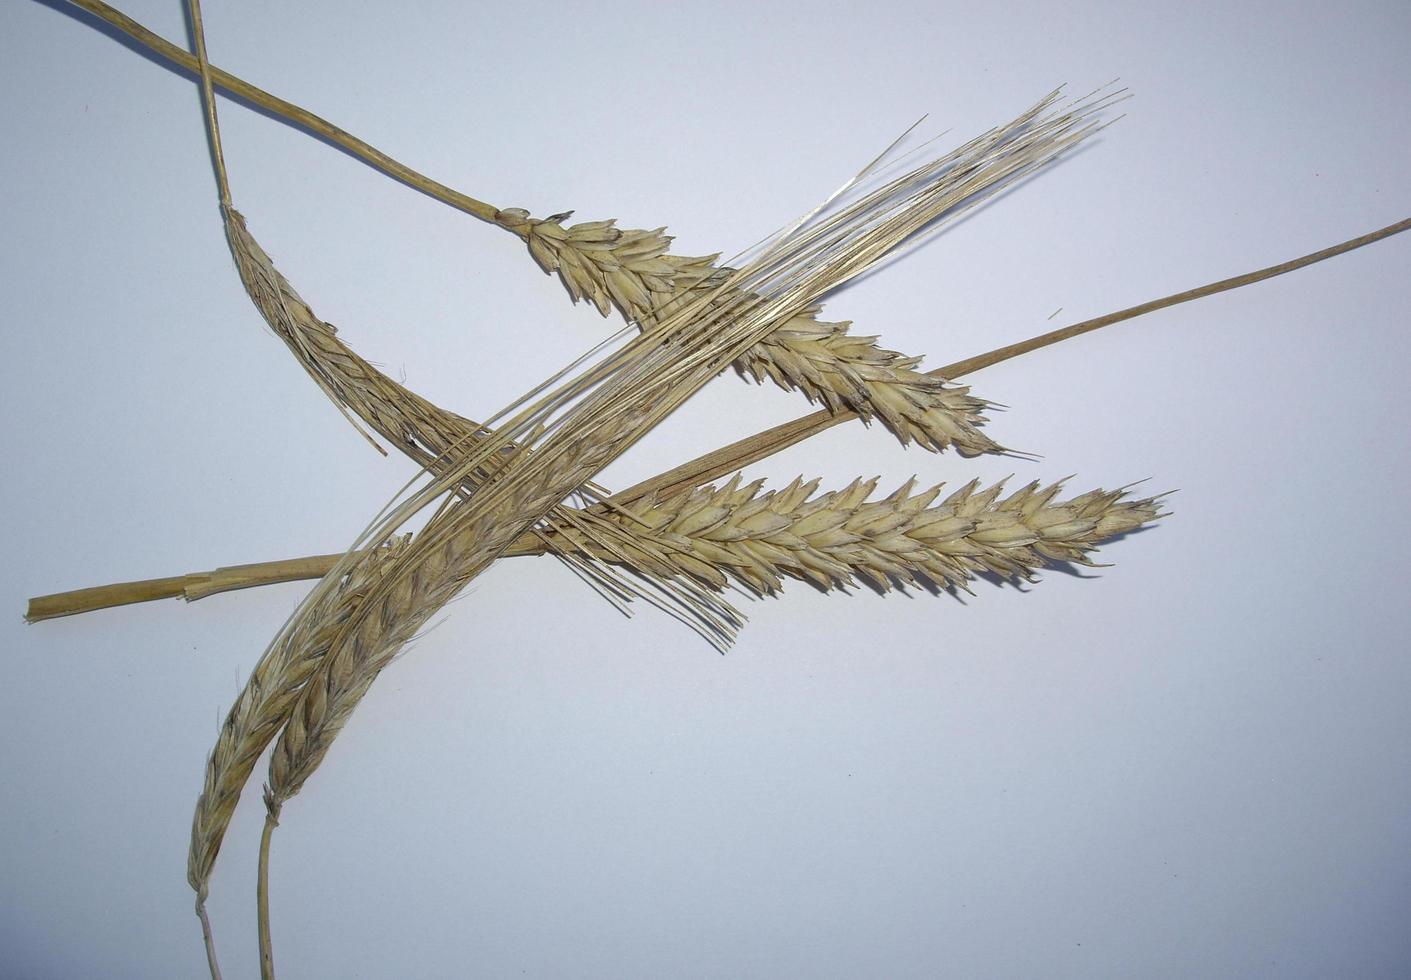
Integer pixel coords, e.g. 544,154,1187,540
21,2,1410,978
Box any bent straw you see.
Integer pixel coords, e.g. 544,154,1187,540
60,0,502,222
50,0,1037,457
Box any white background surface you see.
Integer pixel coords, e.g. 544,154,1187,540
3,1,1409,977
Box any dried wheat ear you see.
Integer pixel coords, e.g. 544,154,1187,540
498,210,995,454
187,535,411,908
533,476,1164,596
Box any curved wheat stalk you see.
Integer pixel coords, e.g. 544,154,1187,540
64,0,1021,454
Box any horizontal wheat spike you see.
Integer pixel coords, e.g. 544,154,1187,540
24,474,1163,621
542,476,1165,596
496,209,998,455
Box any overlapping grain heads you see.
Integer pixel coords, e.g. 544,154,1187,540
218,207,742,639
186,536,410,907
255,83,1114,734
241,86,1116,976
23,7,1411,980
112,7,1128,975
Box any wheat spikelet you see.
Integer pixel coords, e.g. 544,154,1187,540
536,475,1164,596
186,535,410,905
495,208,998,454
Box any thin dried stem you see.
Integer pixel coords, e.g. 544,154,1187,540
195,902,223,980
184,3,232,974
61,0,502,223
257,807,278,980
